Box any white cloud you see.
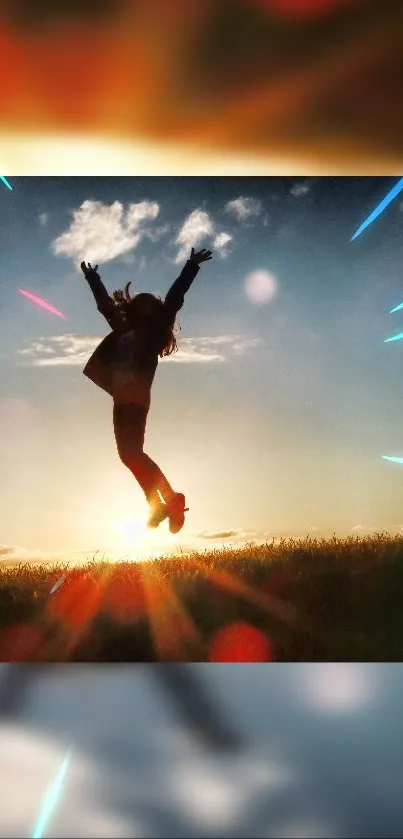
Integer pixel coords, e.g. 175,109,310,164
19,334,261,367
39,212,49,227
213,231,233,256
171,339,225,364
51,200,160,265
19,334,100,367
168,335,261,363
174,209,214,263
290,179,312,198
224,196,262,223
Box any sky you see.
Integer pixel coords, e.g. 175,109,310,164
1,175,403,563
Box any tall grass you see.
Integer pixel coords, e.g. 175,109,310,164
1,533,402,662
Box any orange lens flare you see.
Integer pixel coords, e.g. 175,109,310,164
47,571,102,629
0,623,44,661
209,621,273,662
101,569,147,625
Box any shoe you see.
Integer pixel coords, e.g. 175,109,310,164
147,501,169,529
166,493,189,534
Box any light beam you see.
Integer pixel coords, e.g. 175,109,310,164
0,175,12,190
351,177,403,241
49,574,67,595
31,748,73,839
384,332,403,343
19,289,67,319
390,302,403,314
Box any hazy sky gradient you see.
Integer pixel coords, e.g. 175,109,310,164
1,176,403,561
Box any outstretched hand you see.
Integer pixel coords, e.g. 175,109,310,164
80,261,99,278
190,247,213,265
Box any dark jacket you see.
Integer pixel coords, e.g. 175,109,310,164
83,259,200,397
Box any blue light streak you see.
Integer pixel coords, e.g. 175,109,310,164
31,748,73,839
351,177,403,241
0,176,12,190
389,301,403,314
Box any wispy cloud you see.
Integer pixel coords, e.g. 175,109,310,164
174,210,232,263
290,179,312,198
51,199,160,265
0,544,98,565
0,544,55,563
196,527,274,547
19,334,262,367
224,196,262,223
169,335,261,364
213,231,233,256
174,209,214,263
144,223,171,243
19,334,100,367
39,212,49,227
198,529,245,540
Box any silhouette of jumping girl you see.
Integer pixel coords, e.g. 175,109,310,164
81,248,213,533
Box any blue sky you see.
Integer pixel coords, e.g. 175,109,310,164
1,176,403,562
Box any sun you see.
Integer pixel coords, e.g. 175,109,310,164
116,515,148,545
112,513,178,560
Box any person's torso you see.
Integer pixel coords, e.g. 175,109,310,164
111,329,159,399
83,322,166,403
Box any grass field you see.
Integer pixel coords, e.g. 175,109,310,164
1,533,403,662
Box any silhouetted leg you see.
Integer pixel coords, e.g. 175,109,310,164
113,401,175,504
155,664,245,750
0,664,38,717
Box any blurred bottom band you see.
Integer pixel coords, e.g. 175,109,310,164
0,663,244,751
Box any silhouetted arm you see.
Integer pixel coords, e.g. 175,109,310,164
164,248,213,321
80,261,123,331
164,260,200,320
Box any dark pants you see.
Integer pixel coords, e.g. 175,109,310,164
113,401,173,503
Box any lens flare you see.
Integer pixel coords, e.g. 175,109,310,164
351,177,403,241
390,301,403,314
384,332,403,343
0,175,12,190
244,270,278,304
382,456,403,464
19,289,67,319
49,574,67,595
209,621,273,662
31,748,73,839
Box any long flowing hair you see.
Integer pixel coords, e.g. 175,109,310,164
111,282,178,357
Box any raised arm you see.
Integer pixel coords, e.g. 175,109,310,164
80,261,122,331
164,247,213,320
